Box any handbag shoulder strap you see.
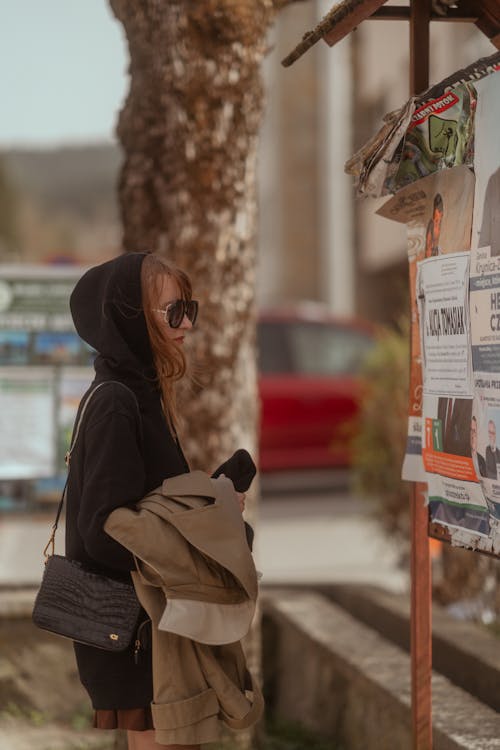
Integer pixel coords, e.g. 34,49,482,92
43,381,141,560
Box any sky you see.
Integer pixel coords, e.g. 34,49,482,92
0,0,128,147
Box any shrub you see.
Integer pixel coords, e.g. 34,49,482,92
351,319,410,549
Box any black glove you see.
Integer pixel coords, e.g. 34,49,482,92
211,449,257,492
211,449,257,551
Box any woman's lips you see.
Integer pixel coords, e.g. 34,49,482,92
174,336,184,344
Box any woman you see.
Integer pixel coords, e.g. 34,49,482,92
66,252,245,750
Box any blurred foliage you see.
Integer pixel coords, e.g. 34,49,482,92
351,318,411,548
0,701,45,727
69,703,94,731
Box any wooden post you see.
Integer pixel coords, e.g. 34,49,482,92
410,0,430,95
409,1,432,747
410,482,432,750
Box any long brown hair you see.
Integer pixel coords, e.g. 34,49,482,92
141,253,193,432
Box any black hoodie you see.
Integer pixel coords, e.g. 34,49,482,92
65,252,188,710
66,251,189,572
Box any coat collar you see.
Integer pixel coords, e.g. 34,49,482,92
140,471,257,601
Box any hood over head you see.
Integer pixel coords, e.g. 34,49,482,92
70,252,155,380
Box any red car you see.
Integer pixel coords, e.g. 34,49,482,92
258,307,374,471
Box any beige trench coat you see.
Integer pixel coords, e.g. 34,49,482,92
105,471,263,746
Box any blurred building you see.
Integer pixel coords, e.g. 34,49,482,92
257,0,495,323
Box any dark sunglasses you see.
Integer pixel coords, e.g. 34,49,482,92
154,299,199,328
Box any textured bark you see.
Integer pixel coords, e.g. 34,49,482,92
109,0,282,476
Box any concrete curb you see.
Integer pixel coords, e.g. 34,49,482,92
0,598,119,750
318,582,500,715
262,589,500,750
0,588,37,619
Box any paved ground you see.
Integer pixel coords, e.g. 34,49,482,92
0,472,408,592
257,490,407,591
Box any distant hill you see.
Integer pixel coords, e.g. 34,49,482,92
1,143,121,221
0,143,122,262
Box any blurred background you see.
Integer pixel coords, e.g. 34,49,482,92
1,2,499,748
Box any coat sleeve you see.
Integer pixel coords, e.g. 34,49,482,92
77,409,146,571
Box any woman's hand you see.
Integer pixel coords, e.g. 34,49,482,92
236,492,246,514
217,473,246,513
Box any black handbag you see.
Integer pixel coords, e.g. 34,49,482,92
32,382,142,652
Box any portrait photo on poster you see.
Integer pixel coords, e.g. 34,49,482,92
436,396,473,457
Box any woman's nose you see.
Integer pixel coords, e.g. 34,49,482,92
180,314,193,330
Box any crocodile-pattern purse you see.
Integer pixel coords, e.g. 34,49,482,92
32,554,141,651
32,382,142,651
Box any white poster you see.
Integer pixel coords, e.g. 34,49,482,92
378,167,475,481
0,367,56,479
416,252,472,397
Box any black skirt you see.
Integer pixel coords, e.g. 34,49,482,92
93,706,154,731
73,627,152,710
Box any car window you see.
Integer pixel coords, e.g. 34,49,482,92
257,321,293,374
289,322,373,376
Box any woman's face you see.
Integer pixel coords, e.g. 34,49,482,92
155,274,193,346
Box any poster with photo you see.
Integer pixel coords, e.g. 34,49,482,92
418,254,482,547
421,392,491,547
378,166,475,480
355,55,500,552
469,243,500,535
422,63,500,551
